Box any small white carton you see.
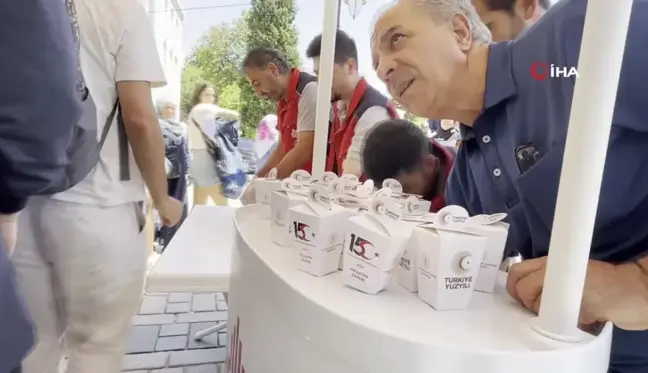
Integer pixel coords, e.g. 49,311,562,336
289,184,355,277
396,221,426,293
415,206,487,310
415,230,486,310
255,168,282,218
458,214,509,293
342,196,413,295
256,169,311,219
430,206,509,293
270,179,309,247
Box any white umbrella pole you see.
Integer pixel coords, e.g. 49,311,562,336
310,0,340,180
532,0,633,342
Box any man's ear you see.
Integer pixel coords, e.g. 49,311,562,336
452,14,472,52
515,0,538,21
268,63,279,77
347,58,359,74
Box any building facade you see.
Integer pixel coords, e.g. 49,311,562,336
140,0,184,119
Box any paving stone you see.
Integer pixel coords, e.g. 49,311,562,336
133,314,176,326
155,336,188,351
218,333,227,347
166,302,191,314
140,295,168,315
168,348,227,367
160,323,189,337
121,352,168,371
168,293,193,303
185,364,221,373
216,301,228,311
176,311,227,323
126,325,160,354
192,293,217,312
151,369,183,373
188,322,219,349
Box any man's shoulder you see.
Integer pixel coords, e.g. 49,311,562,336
76,0,144,38
297,81,318,107
357,105,391,124
77,0,141,15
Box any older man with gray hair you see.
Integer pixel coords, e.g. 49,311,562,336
371,0,648,372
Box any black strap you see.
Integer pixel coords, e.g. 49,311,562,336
191,118,222,159
98,98,130,181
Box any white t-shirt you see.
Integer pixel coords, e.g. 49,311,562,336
335,102,391,176
53,0,166,206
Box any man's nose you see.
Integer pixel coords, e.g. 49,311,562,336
254,87,263,96
375,59,395,83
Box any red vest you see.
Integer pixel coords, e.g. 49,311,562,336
326,79,399,177
425,139,456,212
277,68,317,173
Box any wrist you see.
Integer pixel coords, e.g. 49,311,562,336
152,193,169,207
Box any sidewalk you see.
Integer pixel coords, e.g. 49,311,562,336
122,292,228,372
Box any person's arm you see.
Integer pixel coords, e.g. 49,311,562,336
115,3,168,205
182,130,191,177
274,82,317,179
0,0,82,213
256,137,285,177
342,106,391,176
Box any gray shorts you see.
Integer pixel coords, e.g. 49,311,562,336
189,149,220,187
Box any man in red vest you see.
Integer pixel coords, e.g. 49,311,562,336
305,30,398,177
362,119,455,213
242,47,318,179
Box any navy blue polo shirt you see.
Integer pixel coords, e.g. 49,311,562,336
445,0,648,371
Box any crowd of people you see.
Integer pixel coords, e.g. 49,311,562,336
2,0,648,373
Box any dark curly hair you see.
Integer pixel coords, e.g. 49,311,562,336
190,82,217,108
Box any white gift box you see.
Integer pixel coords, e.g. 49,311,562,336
430,206,509,293
256,169,311,219
414,222,486,311
289,184,355,277
270,179,309,247
255,168,282,218
396,222,422,292
450,215,509,293
342,196,412,295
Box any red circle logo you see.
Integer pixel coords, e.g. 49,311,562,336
530,62,549,80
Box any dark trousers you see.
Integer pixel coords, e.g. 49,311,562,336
156,176,188,249
11,367,21,373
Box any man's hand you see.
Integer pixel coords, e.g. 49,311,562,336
156,197,182,226
0,213,18,254
507,257,648,330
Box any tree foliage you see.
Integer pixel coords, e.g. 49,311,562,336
181,17,247,118
391,98,427,127
237,0,301,136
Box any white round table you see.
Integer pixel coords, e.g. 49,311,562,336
224,205,612,373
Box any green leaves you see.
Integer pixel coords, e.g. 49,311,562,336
181,17,248,118
237,0,301,136
181,0,300,137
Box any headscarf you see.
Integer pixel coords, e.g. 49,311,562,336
156,98,186,147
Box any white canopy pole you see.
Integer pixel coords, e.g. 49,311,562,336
532,0,633,342
310,0,340,180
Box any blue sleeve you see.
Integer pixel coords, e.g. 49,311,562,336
0,0,83,213
445,167,466,208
